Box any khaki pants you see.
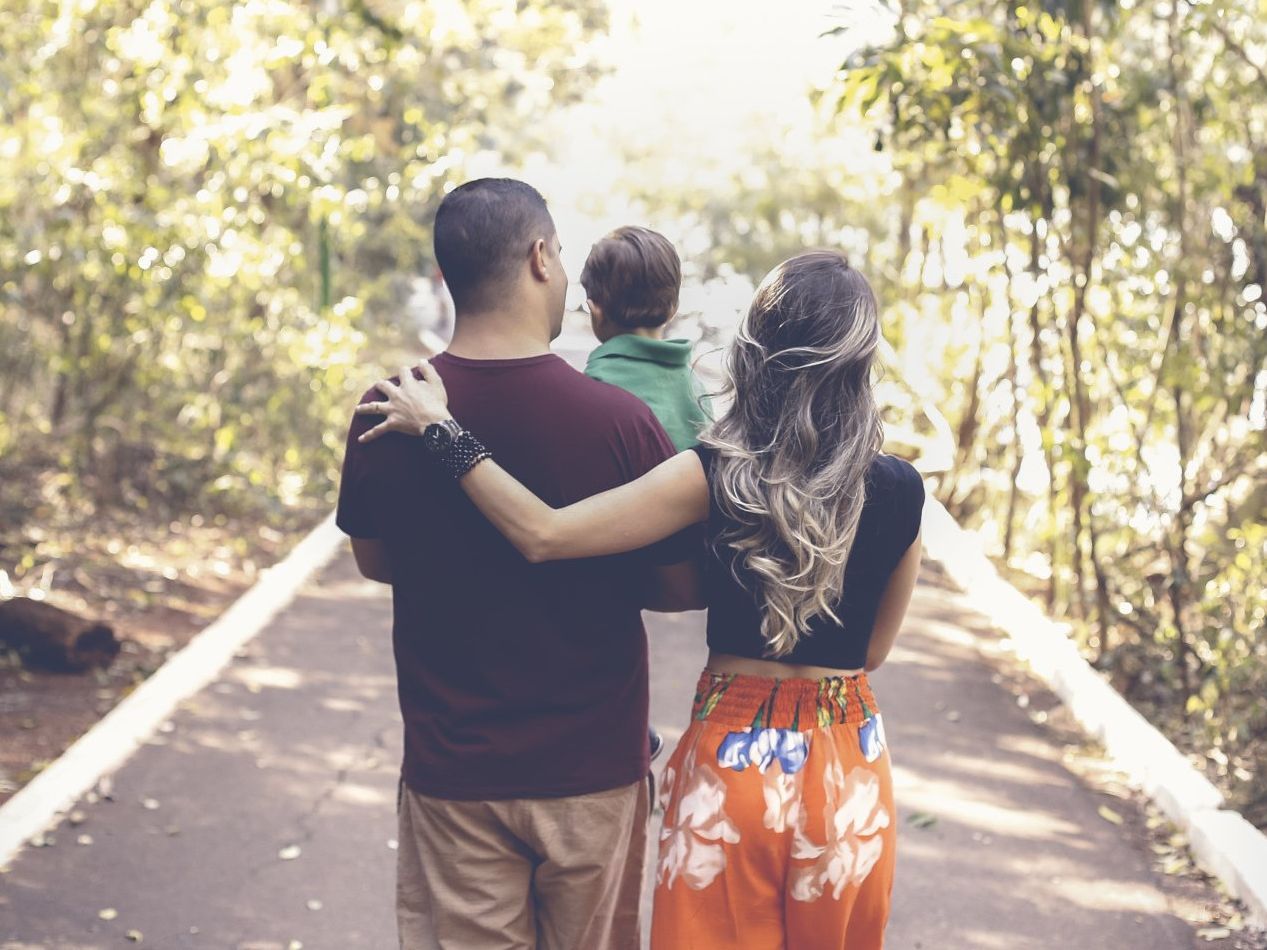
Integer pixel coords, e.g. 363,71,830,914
396,779,648,950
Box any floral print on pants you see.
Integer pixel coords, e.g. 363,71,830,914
651,671,896,950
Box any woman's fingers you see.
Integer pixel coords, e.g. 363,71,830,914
358,420,392,443
417,359,449,408
353,361,445,439
417,359,441,386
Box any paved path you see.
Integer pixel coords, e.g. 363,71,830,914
0,313,1224,949
2,549,1221,949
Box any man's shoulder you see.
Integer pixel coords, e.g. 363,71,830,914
561,362,664,422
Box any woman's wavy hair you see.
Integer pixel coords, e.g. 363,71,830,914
700,250,883,657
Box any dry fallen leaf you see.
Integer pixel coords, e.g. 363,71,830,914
98,908,118,921
125,929,143,943
141,798,160,811
278,844,302,860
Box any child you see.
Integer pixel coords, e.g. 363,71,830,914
581,226,710,763
581,226,710,453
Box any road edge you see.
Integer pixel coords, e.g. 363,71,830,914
920,496,1267,926
0,512,344,869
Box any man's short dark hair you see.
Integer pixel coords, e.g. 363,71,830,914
433,178,556,312
579,226,681,330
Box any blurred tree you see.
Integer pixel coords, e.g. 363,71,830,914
827,0,1267,822
0,0,608,528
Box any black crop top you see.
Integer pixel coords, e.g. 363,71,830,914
691,445,924,670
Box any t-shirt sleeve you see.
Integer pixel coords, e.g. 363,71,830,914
620,407,702,565
335,388,384,539
689,443,716,473
893,459,925,558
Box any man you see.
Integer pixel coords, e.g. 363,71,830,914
336,178,700,950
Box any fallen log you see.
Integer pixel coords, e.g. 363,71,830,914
0,598,119,672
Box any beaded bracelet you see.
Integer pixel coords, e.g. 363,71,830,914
441,430,493,480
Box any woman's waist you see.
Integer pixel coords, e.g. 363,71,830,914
691,660,879,731
705,650,863,681
704,610,874,671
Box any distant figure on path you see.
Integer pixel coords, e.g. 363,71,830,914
338,178,700,950
361,250,925,949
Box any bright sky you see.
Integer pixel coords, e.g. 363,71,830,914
471,0,877,279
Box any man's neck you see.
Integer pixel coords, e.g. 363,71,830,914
446,313,551,360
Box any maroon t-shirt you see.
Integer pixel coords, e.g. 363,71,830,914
337,352,683,800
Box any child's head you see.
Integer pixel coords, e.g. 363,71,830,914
580,226,681,341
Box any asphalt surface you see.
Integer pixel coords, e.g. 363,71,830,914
1,548,1220,950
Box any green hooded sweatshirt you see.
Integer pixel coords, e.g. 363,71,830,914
585,335,711,452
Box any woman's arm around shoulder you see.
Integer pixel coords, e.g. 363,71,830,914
355,362,711,562
461,448,709,562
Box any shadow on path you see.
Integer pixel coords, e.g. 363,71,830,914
1,553,1220,949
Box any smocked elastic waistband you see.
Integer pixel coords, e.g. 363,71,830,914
691,670,879,731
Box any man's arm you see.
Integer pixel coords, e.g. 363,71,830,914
351,538,392,585
643,560,706,613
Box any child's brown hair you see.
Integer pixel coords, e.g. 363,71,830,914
579,226,681,329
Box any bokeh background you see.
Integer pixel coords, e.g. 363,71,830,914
1,0,1263,844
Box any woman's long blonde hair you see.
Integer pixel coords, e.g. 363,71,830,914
701,250,883,656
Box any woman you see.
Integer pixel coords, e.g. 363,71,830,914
358,250,924,949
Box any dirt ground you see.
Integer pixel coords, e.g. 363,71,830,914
0,510,324,807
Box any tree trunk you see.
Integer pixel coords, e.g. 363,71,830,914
0,598,120,672
1024,227,1058,609
1165,0,1199,700
1061,0,1111,648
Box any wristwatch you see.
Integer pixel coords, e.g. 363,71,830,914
421,418,493,479
422,418,463,456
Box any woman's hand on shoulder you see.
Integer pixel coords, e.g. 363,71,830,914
356,360,451,443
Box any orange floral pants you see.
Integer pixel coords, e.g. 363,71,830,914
651,671,896,950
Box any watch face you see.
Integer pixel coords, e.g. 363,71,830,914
423,422,453,455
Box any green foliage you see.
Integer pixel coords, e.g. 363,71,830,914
0,0,607,526
837,0,1267,820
